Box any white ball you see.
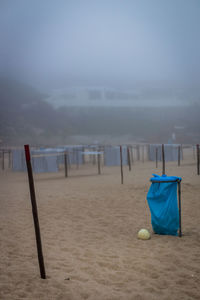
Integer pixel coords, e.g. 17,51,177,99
137,229,151,240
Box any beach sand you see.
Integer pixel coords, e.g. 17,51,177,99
0,149,200,299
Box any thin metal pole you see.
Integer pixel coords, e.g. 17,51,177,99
178,181,182,237
162,144,165,175
24,145,46,279
120,146,124,184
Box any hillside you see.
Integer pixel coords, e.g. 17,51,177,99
0,78,200,145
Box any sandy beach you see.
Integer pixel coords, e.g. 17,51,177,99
0,148,200,299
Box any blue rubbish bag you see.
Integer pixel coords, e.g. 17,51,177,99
147,174,182,236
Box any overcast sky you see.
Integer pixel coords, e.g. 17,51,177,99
0,0,200,89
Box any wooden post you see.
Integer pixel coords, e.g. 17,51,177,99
193,145,195,160
76,149,79,169
8,150,11,168
137,145,140,161
127,146,131,171
120,146,124,184
130,146,134,164
64,152,68,177
93,148,96,165
82,147,85,164
142,145,144,163
197,144,200,175
178,181,182,237
155,147,158,168
181,144,183,161
162,144,165,175
178,145,181,166
24,145,46,279
2,150,5,170
97,153,101,175
147,144,150,161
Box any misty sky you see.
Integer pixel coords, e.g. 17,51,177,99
0,0,200,89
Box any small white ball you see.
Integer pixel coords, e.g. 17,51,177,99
137,229,151,240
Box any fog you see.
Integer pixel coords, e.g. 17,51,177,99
0,0,200,145
1,0,200,90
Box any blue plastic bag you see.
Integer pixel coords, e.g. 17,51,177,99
147,174,181,236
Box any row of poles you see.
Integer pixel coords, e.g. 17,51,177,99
1,144,200,176
23,143,200,279
0,149,12,170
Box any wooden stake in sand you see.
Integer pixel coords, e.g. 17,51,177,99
162,144,165,175
178,180,182,237
2,149,5,170
97,153,101,175
197,144,200,175
120,146,124,184
142,145,145,163
24,145,46,279
8,150,11,168
155,147,158,168
127,146,131,171
178,145,181,167
64,152,68,177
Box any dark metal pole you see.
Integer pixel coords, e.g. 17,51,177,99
24,145,46,279
197,144,200,175
178,181,182,237
162,144,165,175
120,146,124,184
64,152,68,177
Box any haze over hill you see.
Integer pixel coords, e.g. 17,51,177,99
0,78,200,146
1,0,200,96
0,1,200,145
